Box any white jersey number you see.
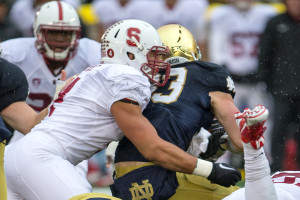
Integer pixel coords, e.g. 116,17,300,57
151,68,187,104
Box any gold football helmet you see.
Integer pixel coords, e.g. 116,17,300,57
157,24,201,66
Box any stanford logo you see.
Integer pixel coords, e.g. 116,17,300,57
32,78,41,88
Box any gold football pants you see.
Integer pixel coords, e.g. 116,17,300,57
169,173,239,200
0,141,7,200
115,162,239,200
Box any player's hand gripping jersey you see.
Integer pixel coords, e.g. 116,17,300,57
112,60,236,200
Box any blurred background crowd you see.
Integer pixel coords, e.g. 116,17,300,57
1,0,299,189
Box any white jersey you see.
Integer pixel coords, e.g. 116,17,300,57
208,4,277,76
272,171,300,200
1,37,101,112
223,171,300,200
32,64,151,165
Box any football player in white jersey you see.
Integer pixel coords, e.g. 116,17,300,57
206,0,279,166
207,0,278,110
2,1,101,115
4,19,241,200
8,0,81,37
222,106,300,200
1,0,101,189
2,0,101,143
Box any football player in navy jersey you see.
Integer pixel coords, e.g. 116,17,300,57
110,24,249,200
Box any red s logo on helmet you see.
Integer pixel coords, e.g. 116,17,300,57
126,28,141,47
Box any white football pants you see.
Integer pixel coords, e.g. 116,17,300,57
5,131,92,200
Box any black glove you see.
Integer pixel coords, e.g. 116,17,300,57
207,163,241,187
200,119,227,161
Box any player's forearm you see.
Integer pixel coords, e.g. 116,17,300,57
1,102,37,134
126,120,198,174
146,139,198,174
217,111,243,152
113,102,204,175
211,95,243,152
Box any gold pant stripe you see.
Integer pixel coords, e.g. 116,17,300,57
115,161,155,178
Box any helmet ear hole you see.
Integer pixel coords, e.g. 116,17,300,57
127,52,135,60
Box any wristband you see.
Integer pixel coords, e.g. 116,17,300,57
192,158,213,178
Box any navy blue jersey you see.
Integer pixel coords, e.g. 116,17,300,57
115,61,235,163
0,58,29,112
0,58,28,142
112,61,235,199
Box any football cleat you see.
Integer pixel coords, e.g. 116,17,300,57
235,105,269,149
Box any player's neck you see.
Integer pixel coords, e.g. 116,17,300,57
44,57,68,76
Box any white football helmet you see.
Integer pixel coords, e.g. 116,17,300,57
100,19,170,87
33,1,81,61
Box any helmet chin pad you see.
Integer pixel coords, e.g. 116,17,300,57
36,27,80,61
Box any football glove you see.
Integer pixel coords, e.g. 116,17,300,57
235,105,269,149
207,163,241,187
200,119,227,162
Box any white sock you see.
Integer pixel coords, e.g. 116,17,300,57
244,143,278,200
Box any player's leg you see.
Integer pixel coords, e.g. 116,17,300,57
243,143,277,200
4,132,92,200
241,105,278,200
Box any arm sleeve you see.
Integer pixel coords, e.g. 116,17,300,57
202,62,236,98
105,73,151,112
0,58,29,112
